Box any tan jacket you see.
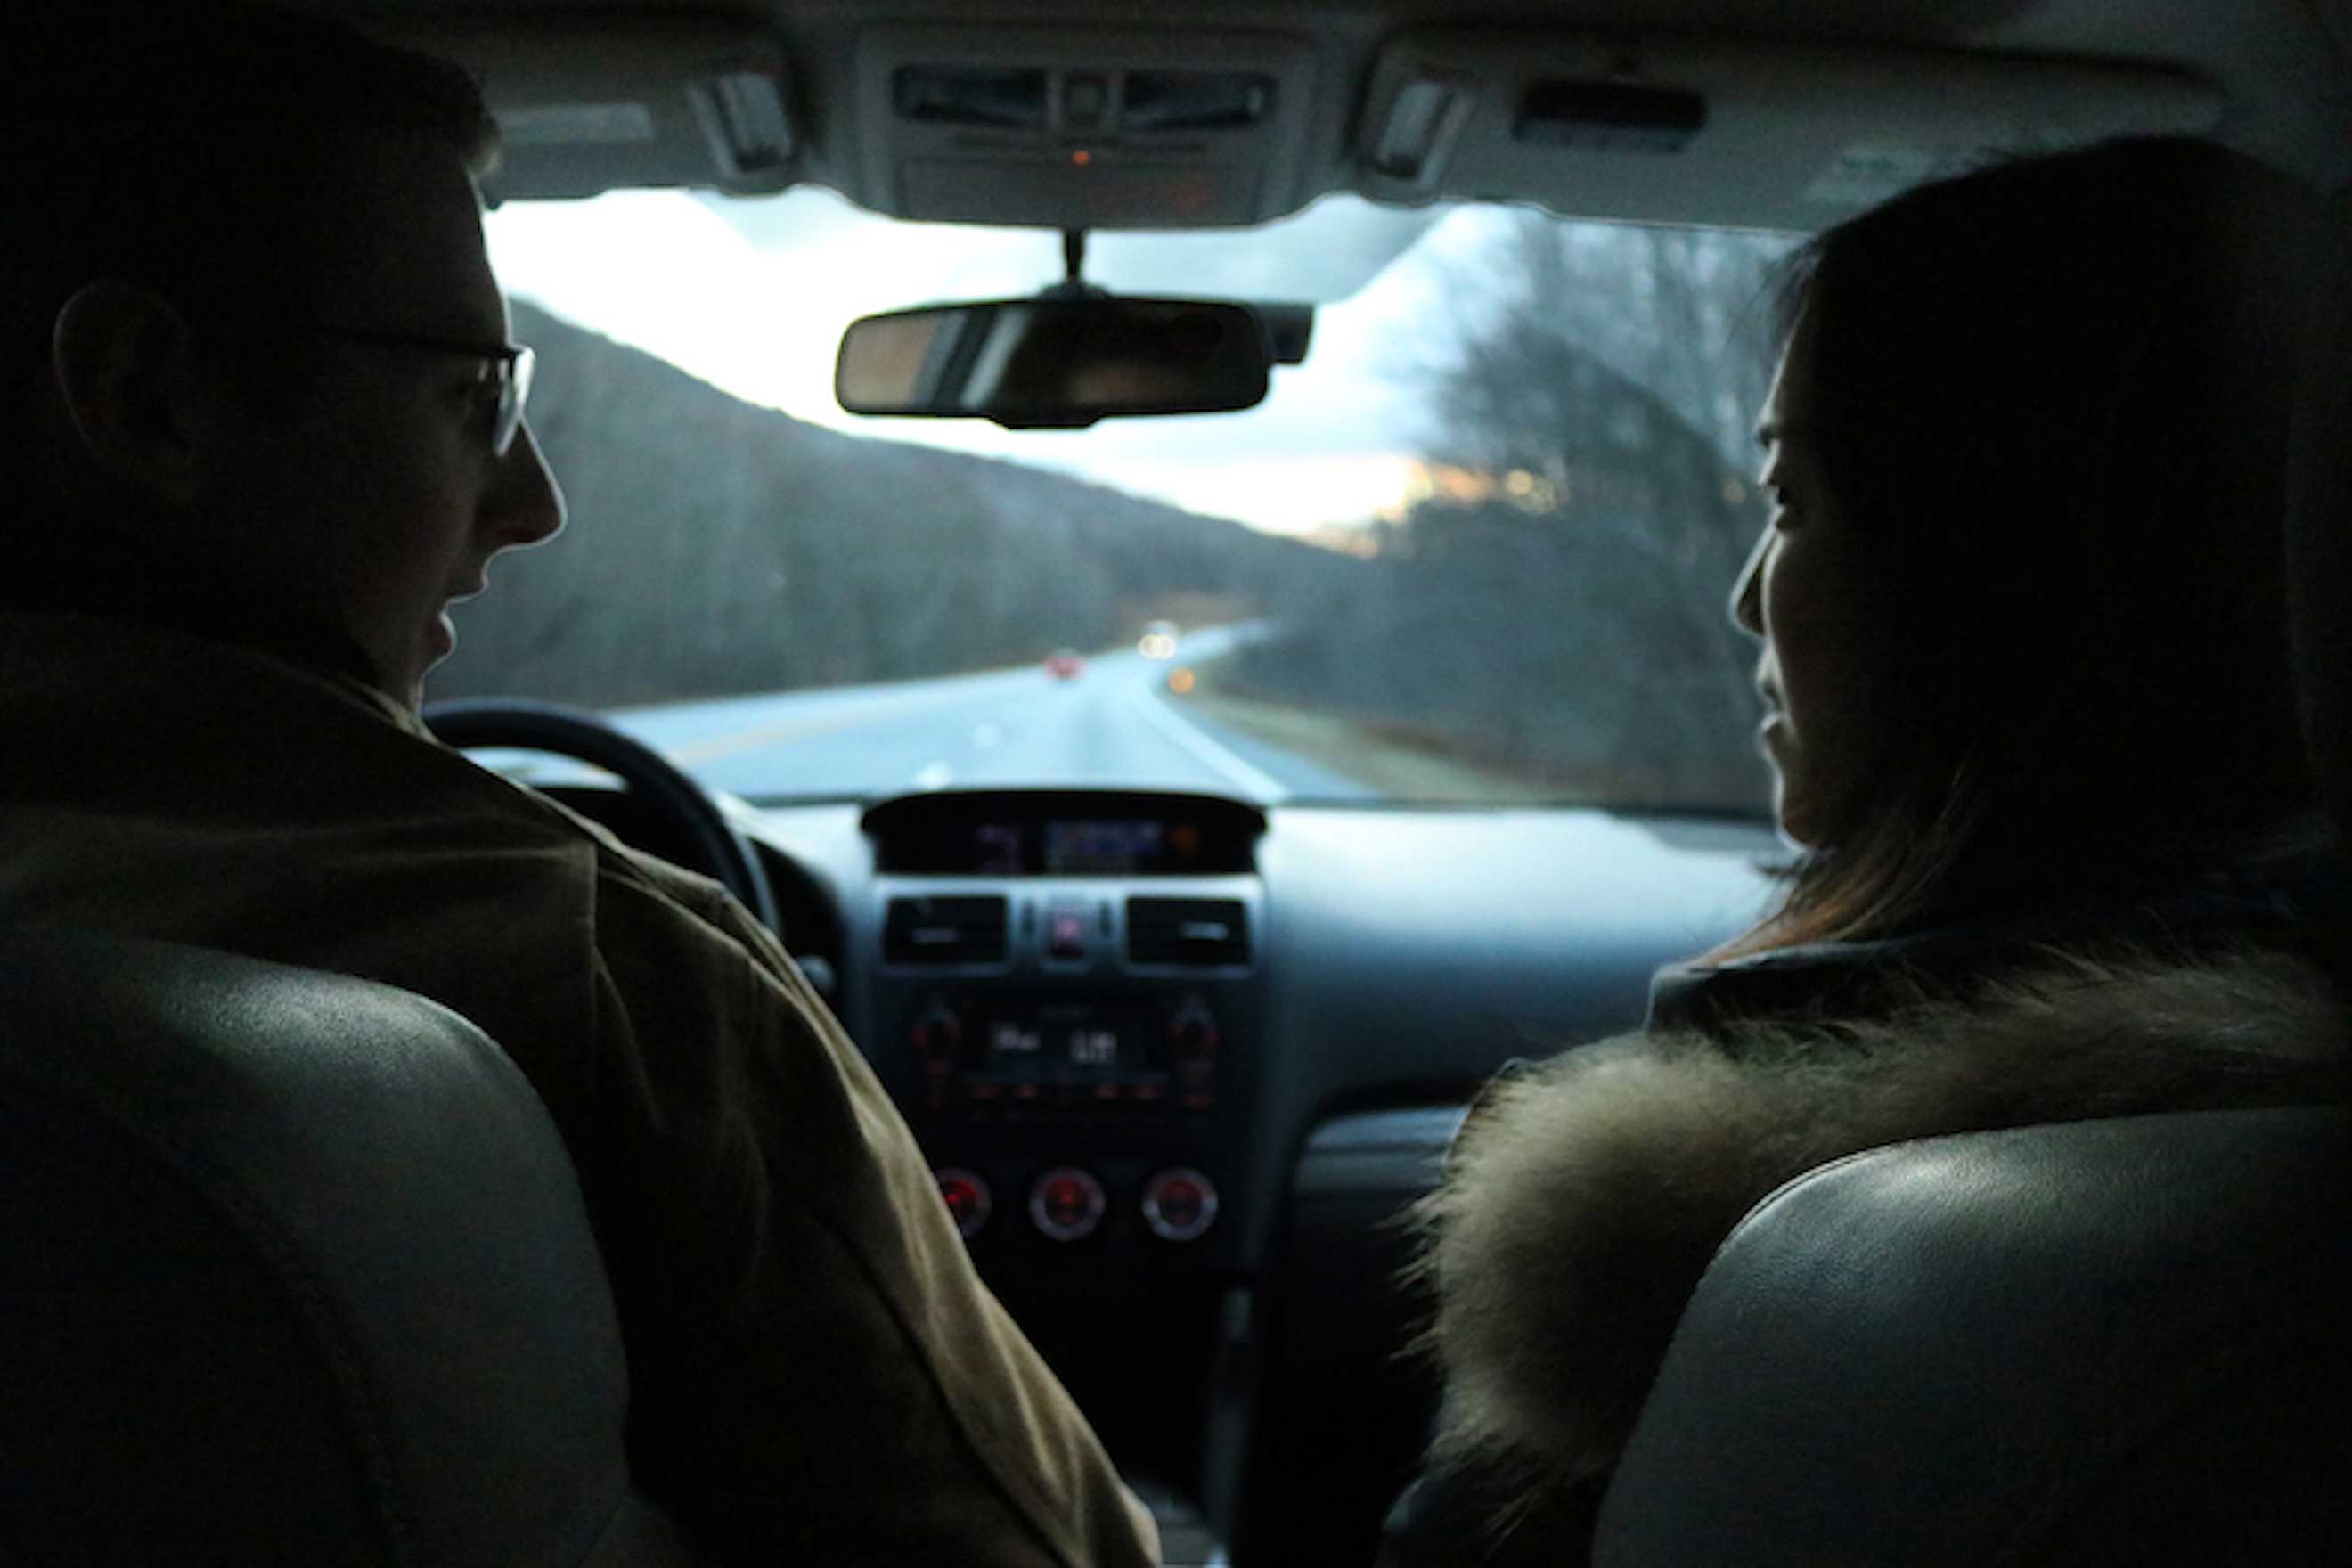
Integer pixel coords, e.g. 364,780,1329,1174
0,609,1158,1568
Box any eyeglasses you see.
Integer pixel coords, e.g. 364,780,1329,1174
314,325,535,457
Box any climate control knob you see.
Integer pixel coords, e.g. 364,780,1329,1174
1168,1001,1221,1058
935,1167,992,1240
1029,1167,1107,1242
911,1006,964,1073
1140,1167,1220,1243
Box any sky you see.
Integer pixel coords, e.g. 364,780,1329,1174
484,186,1522,535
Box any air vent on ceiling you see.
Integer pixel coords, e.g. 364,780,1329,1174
894,65,1050,128
1123,71,1275,132
892,64,1272,136
884,895,1010,965
1127,897,1249,967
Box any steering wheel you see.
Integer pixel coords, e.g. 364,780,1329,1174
421,698,780,935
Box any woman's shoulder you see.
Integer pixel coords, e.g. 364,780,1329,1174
1650,850,2352,1037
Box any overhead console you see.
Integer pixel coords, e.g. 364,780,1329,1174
848,25,1324,227
856,791,1269,1286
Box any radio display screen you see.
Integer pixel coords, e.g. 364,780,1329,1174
1041,819,1166,875
864,792,1262,875
971,997,1152,1074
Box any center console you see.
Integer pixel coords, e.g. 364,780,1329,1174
855,789,1271,1513
859,790,1267,1281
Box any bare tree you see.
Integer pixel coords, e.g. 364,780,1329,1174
1230,210,1792,808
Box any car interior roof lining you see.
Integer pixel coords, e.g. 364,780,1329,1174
347,1,2350,218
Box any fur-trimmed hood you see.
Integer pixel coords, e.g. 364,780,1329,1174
1413,946,2348,1504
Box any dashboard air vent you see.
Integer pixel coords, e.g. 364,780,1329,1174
885,895,1009,965
1127,897,1249,967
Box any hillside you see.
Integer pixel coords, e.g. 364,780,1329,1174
435,301,1355,707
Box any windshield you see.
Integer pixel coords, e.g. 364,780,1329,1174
444,188,1796,812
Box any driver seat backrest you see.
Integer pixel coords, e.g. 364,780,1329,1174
1592,191,2352,1564
0,926,702,1566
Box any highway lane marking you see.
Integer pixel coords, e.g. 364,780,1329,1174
1128,690,1290,802
658,691,965,767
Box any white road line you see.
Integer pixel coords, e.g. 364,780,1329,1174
914,761,954,789
1129,690,1290,801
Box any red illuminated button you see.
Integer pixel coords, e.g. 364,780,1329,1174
1141,1168,1219,1243
1029,1167,1107,1242
935,1167,992,1241
1047,902,1090,960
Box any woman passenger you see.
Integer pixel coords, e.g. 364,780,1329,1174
1388,135,2348,1564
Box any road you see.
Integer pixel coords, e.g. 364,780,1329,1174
591,627,1373,804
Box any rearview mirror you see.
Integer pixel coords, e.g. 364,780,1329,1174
835,297,1270,429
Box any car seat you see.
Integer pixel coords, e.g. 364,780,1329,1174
0,927,701,1565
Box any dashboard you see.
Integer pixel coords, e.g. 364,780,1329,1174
558,780,1777,1556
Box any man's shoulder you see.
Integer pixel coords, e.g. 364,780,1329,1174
6,608,590,837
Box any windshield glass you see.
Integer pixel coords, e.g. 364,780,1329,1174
448,189,1796,812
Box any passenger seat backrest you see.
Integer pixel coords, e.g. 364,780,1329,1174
0,927,698,1566
1594,1107,2352,1564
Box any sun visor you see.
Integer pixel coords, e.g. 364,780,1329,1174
1353,32,2223,231
848,26,1323,229
376,15,798,202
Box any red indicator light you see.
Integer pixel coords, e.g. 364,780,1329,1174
1072,148,1093,167
1029,1166,1107,1241
935,1168,991,1240
1142,1167,1220,1242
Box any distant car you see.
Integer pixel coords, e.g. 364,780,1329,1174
1138,620,1179,660
1043,648,1086,679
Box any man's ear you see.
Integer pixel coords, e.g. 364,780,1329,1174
48,280,216,507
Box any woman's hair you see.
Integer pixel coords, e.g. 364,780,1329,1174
1722,135,2328,959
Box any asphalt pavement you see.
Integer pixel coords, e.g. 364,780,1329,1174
599,627,1373,804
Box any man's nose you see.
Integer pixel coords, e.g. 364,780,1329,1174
1729,527,1768,637
486,422,567,548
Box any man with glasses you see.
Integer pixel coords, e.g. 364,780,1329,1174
0,5,1159,1566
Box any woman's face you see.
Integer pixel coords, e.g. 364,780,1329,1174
1731,322,1891,850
